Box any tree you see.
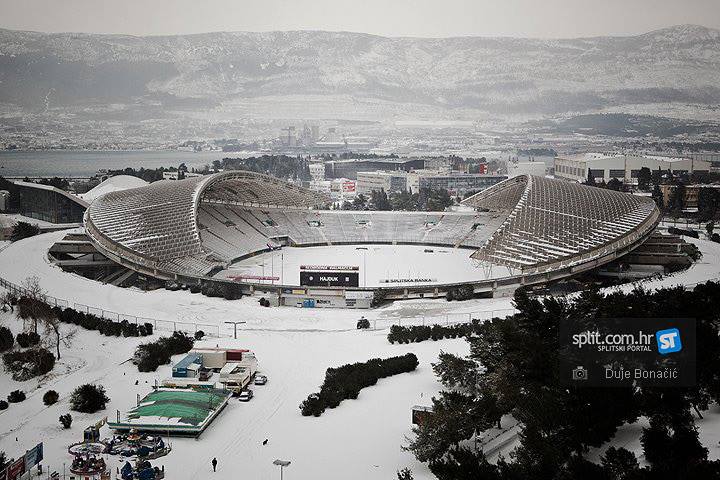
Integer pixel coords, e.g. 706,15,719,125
0,291,15,313
59,413,72,429
43,390,59,406
370,189,392,211
697,188,720,222
601,447,639,478
636,167,652,191
584,169,596,185
396,467,414,480
8,390,26,403
10,222,40,242
70,384,109,413
0,326,13,352
606,178,624,191
651,184,665,211
18,276,49,333
668,183,686,216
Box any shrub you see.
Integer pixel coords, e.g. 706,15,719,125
10,222,40,242
299,353,418,417
299,393,324,417
70,384,109,413
59,413,73,429
3,348,56,380
194,330,205,340
0,400,8,410
0,327,13,352
8,390,26,403
134,332,194,372
387,321,481,344
16,331,41,348
43,390,59,406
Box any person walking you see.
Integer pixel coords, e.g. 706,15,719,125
212,457,218,472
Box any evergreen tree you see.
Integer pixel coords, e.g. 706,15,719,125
10,222,40,242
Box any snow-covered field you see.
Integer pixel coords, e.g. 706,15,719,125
0,309,468,480
216,244,512,287
1,230,719,479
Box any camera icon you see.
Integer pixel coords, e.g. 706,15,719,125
571,366,588,381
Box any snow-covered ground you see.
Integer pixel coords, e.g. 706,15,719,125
217,244,512,287
1,230,719,479
0,309,468,480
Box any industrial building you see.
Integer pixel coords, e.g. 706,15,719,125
356,171,407,195
323,158,425,180
0,178,88,224
554,153,712,184
356,169,506,197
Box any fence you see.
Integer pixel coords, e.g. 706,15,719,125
0,277,220,337
385,308,518,329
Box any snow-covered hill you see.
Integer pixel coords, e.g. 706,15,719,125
0,25,719,117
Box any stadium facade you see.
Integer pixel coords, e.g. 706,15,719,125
84,172,660,308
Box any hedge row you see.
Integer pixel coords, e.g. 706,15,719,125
133,331,194,372
300,353,418,417
668,226,699,238
387,321,481,344
49,305,153,338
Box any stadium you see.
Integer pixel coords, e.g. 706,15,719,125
84,172,661,308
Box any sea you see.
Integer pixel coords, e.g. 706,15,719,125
0,150,249,178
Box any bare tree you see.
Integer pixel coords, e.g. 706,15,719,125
19,276,48,333
17,276,75,359
0,291,16,313
42,317,76,360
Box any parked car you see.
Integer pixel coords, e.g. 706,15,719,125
357,317,370,329
238,389,254,402
254,375,268,385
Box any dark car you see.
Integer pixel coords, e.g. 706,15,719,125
238,389,254,402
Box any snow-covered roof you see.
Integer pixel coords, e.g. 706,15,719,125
461,175,660,270
85,171,329,265
81,175,149,203
12,180,89,208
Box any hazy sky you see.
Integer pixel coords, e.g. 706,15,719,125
0,0,718,38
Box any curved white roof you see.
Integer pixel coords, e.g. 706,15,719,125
82,175,149,203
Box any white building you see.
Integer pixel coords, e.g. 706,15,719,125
356,171,407,195
310,178,356,202
554,153,712,184
507,161,546,179
309,162,325,181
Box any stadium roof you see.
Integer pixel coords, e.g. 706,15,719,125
86,171,329,263
85,172,659,283
461,175,659,271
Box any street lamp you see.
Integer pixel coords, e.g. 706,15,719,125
355,247,368,287
224,321,246,339
273,459,291,480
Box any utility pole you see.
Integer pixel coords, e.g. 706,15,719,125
225,321,246,339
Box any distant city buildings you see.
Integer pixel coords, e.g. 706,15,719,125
659,183,720,209
277,124,377,153
356,169,507,197
554,153,712,184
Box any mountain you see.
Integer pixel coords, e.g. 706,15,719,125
0,24,719,117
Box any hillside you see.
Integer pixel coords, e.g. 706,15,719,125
0,24,719,116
